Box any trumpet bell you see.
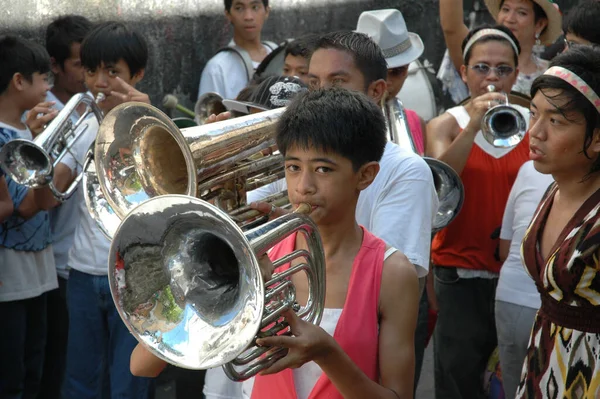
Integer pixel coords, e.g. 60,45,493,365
195,92,227,125
0,139,53,187
426,158,465,233
481,105,527,148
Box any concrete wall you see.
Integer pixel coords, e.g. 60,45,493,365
0,0,579,111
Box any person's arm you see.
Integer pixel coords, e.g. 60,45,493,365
426,92,506,175
257,251,419,398
498,164,520,263
0,175,13,222
130,344,168,377
439,0,470,72
419,115,428,156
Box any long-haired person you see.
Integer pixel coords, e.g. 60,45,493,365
517,45,600,398
439,0,562,102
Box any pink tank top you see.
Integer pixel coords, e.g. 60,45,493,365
250,228,386,399
406,109,425,156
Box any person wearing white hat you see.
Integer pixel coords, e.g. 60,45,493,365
356,9,427,155
439,0,562,100
356,9,433,392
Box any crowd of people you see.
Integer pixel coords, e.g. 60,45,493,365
2,0,600,398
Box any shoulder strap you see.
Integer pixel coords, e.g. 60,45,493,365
215,45,254,81
262,40,278,51
384,247,398,261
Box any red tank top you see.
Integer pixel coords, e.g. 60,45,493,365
250,228,385,399
431,134,530,273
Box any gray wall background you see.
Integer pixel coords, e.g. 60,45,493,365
0,0,579,111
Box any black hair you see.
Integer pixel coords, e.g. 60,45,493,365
563,0,600,46
81,22,148,77
313,31,387,89
46,15,93,68
0,35,50,95
276,88,386,171
531,46,600,177
224,0,268,12
285,34,319,59
462,24,521,65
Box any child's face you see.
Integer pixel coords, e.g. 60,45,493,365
226,0,269,41
284,144,378,226
283,55,309,84
52,42,86,96
22,72,51,109
84,59,143,112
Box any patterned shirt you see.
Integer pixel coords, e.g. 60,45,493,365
0,127,52,251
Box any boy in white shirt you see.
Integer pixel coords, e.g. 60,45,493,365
62,21,154,398
198,0,275,100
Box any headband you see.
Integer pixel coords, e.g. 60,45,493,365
462,29,520,60
544,66,600,113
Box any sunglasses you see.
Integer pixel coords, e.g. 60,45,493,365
467,63,515,77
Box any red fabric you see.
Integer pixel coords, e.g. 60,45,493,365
405,109,425,156
431,134,530,273
251,228,386,399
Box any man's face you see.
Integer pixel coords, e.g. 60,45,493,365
307,48,366,93
226,0,269,41
283,54,310,84
386,65,408,99
52,42,86,95
84,59,143,112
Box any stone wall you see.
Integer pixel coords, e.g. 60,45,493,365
0,0,579,110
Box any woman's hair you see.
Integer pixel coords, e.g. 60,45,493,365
462,24,521,66
531,46,600,176
563,0,600,46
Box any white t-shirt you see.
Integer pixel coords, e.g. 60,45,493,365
198,40,273,100
46,91,85,279
247,142,436,277
66,117,111,276
496,161,553,309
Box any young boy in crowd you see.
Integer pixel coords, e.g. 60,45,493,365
30,14,94,399
0,34,68,398
198,0,275,100
129,87,420,399
281,34,318,84
62,21,153,398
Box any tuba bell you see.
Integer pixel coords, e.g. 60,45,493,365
0,92,104,201
195,92,227,125
108,194,325,380
383,96,464,233
481,85,527,148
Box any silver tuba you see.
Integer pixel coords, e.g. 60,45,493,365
92,102,286,230
0,92,104,201
481,85,527,148
108,195,325,380
383,97,464,233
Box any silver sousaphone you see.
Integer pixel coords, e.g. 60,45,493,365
383,97,465,233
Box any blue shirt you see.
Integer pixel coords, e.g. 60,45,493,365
0,127,52,251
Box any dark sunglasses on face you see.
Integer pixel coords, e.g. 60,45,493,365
467,63,515,77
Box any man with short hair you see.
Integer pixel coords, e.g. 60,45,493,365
198,0,275,100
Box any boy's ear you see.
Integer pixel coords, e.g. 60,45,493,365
50,57,60,75
131,68,145,86
356,161,380,191
367,79,388,104
12,72,26,92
